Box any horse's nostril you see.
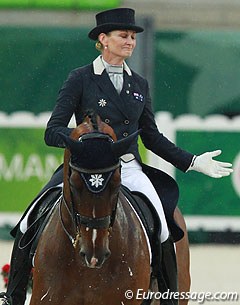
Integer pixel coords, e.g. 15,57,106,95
80,251,85,258
105,251,111,259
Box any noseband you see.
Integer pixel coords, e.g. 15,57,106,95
59,132,120,248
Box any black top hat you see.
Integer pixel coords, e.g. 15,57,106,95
88,8,144,40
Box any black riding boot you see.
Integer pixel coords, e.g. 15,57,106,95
0,229,32,305
159,237,178,305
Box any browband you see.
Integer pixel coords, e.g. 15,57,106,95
69,161,120,174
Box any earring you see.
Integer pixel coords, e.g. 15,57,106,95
104,45,108,49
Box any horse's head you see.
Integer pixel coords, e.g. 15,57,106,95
59,113,138,268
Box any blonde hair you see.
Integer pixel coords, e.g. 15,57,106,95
95,41,103,52
95,33,111,52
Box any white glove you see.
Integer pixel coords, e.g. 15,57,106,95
188,150,233,178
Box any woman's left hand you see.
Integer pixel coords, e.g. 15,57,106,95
188,150,233,178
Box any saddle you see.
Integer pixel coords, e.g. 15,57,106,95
14,183,176,304
18,187,62,264
20,184,160,266
12,163,183,242
121,185,161,260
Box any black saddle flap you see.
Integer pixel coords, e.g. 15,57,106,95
120,185,161,251
18,188,62,251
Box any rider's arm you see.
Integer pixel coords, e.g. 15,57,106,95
44,68,83,148
139,79,194,172
139,80,233,177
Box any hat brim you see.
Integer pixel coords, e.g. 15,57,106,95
88,23,144,40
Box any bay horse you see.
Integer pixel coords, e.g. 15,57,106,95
29,115,152,305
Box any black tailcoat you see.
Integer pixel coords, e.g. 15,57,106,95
14,56,194,241
45,56,193,172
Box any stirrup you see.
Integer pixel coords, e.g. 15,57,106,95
0,292,12,305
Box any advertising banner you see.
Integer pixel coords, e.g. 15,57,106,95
176,130,240,216
0,127,62,212
0,112,147,214
0,112,239,239
149,112,240,234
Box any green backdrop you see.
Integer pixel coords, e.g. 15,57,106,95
0,0,120,9
0,27,97,114
153,31,240,117
1,27,240,116
176,131,240,216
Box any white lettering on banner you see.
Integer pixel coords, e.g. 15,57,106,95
44,154,62,179
24,154,44,180
0,154,23,181
0,153,61,181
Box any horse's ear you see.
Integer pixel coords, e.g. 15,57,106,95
58,132,84,154
111,130,141,159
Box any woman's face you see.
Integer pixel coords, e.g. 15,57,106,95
99,30,136,64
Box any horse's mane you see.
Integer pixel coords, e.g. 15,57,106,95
71,110,117,142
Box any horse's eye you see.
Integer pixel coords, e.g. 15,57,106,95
109,179,120,192
110,170,121,187
70,171,83,189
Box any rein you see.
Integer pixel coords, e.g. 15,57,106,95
59,196,79,247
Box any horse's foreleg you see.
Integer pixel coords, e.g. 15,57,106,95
174,207,191,305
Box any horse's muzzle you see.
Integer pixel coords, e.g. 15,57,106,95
80,249,111,269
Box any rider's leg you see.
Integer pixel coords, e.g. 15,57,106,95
0,229,32,305
121,159,169,242
160,237,178,304
174,207,191,305
121,159,178,303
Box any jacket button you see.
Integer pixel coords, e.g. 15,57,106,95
104,118,110,124
123,132,128,137
124,119,129,125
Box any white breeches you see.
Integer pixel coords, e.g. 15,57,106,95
121,159,169,242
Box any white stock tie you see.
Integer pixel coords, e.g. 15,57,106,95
105,64,124,94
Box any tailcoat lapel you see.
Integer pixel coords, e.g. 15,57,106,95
91,72,129,118
91,56,132,118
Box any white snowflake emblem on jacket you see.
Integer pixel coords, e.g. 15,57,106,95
98,99,107,107
89,174,104,188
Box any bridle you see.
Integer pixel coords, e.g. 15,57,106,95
59,132,121,248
